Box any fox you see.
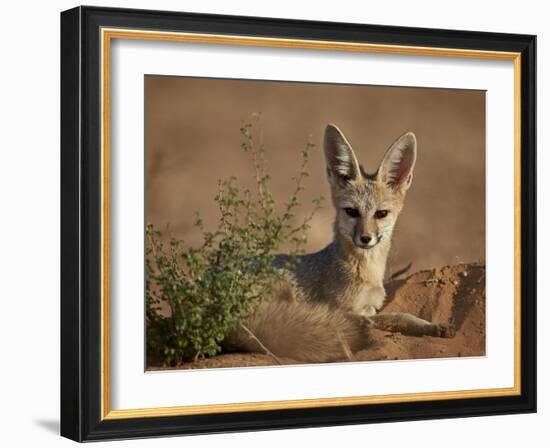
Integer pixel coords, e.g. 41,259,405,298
225,124,455,363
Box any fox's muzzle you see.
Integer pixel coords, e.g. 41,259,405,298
354,234,382,249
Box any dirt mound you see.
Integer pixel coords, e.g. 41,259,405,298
355,262,485,362
150,263,485,371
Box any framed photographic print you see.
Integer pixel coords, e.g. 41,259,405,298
60,6,536,442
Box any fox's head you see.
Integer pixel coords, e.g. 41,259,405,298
324,124,417,252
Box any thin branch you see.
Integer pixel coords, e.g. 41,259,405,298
240,323,282,365
336,331,354,361
389,262,413,281
216,180,231,236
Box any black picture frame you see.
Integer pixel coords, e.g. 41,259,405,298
61,5,536,442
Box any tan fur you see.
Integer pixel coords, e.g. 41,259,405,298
225,124,455,363
226,296,368,363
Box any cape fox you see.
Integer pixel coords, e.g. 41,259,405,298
226,124,455,363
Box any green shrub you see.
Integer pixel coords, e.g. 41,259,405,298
146,118,323,366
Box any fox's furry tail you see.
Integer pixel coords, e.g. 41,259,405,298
225,290,369,363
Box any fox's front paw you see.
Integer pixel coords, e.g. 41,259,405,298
435,323,456,338
361,305,378,318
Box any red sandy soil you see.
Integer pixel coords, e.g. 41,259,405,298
148,263,485,371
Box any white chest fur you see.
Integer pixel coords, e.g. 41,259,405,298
351,285,386,317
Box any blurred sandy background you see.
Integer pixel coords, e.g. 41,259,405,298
145,76,485,274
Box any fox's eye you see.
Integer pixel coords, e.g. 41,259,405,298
374,210,389,219
344,208,360,218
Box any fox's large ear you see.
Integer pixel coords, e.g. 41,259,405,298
324,124,361,185
377,132,417,193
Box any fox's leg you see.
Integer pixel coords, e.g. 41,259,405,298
368,312,455,338
354,286,386,318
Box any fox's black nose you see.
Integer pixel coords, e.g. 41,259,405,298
360,235,372,245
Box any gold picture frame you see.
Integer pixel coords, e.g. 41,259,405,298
61,6,536,441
